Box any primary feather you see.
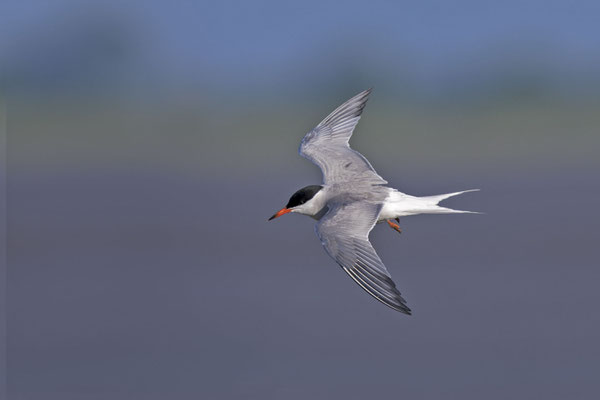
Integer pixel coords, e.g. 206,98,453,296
299,89,387,186
316,202,411,314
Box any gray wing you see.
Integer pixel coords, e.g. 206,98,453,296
315,201,411,314
299,89,388,186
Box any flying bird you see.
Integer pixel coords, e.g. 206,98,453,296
268,89,478,314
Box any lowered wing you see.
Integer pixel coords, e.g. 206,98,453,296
315,201,411,314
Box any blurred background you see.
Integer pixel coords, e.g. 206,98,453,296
3,1,600,399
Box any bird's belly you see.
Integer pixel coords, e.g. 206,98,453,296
378,191,425,221
378,201,396,221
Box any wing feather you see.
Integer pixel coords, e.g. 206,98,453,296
299,89,387,185
315,202,411,314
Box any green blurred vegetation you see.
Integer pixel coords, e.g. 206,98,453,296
8,94,600,177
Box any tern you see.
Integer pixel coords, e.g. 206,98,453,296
268,89,478,314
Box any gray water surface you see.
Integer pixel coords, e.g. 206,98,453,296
8,169,600,399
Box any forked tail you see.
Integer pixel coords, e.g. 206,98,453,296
419,189,480,214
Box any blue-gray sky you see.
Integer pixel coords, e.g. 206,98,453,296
3,0,600,96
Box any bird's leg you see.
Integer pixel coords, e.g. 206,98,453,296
387,219,402,234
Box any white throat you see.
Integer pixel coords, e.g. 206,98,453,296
292,189,328,220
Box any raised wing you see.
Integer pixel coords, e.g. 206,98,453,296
299,89,387,186
315,201,411,314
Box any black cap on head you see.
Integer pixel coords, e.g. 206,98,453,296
286,185,323,208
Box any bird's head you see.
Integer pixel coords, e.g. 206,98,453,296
268,185,324,220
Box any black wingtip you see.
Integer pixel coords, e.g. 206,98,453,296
350,88,372,103
382,300,412,315
390,301,412,315
359,87,372,98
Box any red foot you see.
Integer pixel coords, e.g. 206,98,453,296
387,219,402,234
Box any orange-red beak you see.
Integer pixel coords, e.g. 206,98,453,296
268,208,292,221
